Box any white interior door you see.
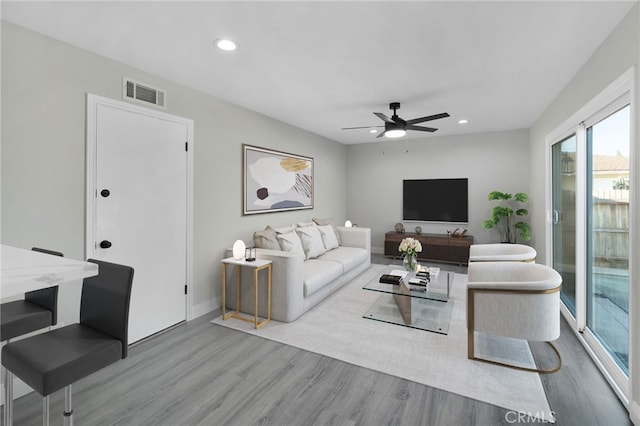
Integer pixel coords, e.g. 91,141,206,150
88,95,191,343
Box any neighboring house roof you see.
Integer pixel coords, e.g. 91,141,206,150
593,155,629,172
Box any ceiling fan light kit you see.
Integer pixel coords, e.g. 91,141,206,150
385,128,406,138
342,102,450,139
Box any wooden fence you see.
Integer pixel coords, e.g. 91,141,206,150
592,198,629,268
559,191,629,269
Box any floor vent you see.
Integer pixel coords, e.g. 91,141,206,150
123,77,166,108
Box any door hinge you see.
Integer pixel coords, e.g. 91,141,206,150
185,141,188,152
184,284,188,295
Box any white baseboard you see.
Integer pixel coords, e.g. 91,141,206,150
191,296,220,320
371,246,384,255
630,401,640,425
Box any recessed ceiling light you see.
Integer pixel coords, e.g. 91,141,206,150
215,39,238,51
458,119,469,124
369,128,378,134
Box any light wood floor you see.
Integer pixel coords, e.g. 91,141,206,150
3,257,631,425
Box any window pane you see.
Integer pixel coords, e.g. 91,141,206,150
586,104,630,374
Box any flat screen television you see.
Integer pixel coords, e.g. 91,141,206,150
403,178,468,223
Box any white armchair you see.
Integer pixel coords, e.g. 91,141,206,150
468,243,537,263
466,261,562,373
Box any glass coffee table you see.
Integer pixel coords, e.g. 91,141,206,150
362,266,454,334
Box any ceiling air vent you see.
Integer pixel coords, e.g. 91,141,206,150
123,77,166,108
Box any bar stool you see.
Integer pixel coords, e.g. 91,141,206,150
2,248,61,426
2,259,134,426
1,248,62,341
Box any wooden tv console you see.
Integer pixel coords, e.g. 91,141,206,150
384,231,474,265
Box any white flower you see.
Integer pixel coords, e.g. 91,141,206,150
398,237,422,254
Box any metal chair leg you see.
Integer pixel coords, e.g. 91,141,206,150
42,396,49,426
1,367,5,426
63,385,73,426
4,370,13,426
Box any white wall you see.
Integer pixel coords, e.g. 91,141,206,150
345,129,530,253
0,21,348,324
529,3,639,422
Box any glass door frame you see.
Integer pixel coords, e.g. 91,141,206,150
545,69,634,404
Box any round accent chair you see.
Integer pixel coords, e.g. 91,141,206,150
468,243,537,263
466,261,562,374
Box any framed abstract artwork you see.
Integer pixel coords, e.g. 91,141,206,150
243,144,314,215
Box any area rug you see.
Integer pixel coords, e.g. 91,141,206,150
212,264,554,421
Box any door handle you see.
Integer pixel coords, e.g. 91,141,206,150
100,240,112,249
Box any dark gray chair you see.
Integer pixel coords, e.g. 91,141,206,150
0,248,62,342
2,259,134,426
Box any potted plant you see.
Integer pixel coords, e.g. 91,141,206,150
482,191,532,243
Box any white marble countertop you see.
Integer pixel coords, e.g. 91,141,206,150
1,244,99,299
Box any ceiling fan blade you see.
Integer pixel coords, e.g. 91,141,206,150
374,112,395,124
341,125,383,130
406,124,438,132
376,130,387,138
406,112,450,125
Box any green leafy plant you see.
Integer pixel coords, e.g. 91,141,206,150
482,191,532,243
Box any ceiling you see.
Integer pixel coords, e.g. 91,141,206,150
1,1,636,144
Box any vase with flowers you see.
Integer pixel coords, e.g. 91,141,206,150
399,237,422,272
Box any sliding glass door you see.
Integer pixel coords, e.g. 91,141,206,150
586,104,630,375
549,78,632,396
551,135,577,315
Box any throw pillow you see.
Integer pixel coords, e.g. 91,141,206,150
296,225,326,259
274,224,295,234
312,217,341,245
253,226,279,250
317,224,339,250
297,221,314,228
276,231,304,255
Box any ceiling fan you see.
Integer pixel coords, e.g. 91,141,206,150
342,102,450,138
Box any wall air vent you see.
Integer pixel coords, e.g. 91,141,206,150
123,77,166,109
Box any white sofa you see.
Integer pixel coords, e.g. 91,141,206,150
466,261,562,373
468,243,537,263
226,225,371,322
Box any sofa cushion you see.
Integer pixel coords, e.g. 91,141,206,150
317,246,369,273
296,225,326,260
303,259,343,297
253,226,280,250
277,231,304,255
313,218,341,245
317,224,339,250
274,224,295,234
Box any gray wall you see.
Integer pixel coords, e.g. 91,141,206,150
345,129,530,253
1,21,347,321
529,3,639,420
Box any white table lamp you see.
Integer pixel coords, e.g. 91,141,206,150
232,240,246,260
344,220,353,228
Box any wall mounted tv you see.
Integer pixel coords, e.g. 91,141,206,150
403,178,468,223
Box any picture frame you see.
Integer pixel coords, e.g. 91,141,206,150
243,144,314,215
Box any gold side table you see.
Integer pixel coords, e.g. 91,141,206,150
221,257,272,329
